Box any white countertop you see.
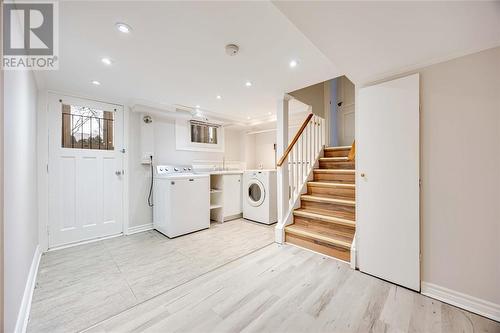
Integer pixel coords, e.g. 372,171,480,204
207,170,244,175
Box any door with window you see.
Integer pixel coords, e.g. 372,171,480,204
48,94,124,248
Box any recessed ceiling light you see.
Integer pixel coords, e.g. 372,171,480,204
115,22,132,34
91,80,101,86
289,60,298,68
195,105,200,108
245,81,252,87
216,95,222,100
101,57,113,65
247,116,251,120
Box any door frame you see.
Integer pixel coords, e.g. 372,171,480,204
37,90,129,251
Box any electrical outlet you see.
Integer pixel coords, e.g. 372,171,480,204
141,152,154,164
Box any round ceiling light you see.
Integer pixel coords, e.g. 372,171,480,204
289,60,298,68
216,95,222,100
101,57,113,65
91,80,101,86
245,81,252,87
115,22,132,34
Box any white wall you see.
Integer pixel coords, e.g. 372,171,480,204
4,69,39,331
252,131,276,170
127,112,247,227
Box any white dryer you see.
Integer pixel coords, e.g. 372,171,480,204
242,170,277,225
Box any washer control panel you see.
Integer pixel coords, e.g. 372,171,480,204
156,165,193,175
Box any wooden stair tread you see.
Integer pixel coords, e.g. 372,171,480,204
285,225,352,249
308,181,355,188
313,169,355,174
319,157,350,161
301,194,355,206
324,146,351,151
294,209,355,227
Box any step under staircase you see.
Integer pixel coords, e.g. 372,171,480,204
284,146,355,262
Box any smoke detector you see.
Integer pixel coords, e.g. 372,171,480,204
225,44,239,56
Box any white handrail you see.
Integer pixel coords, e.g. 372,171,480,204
275,110,325,243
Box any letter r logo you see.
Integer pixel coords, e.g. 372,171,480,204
3,3,54,56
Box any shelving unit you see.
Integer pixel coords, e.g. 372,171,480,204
210,175,224,222
209,173,243,223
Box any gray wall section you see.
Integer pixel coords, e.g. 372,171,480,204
4,69,39,332
329,78,339,146
418,46,500,305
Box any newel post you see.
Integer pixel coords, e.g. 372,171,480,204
275,95,291,244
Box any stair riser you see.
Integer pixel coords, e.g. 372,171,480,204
319,161,355,169
313,173,355,183
285,233,351,262
308,185,355,199
294,216,355,236
301,201,355,221
324,149,350,158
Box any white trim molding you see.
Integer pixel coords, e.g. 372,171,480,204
15,245,42,333
422,282,500,322
126,223,154,235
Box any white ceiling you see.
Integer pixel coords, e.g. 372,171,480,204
39,1,339,122
273,1,500,85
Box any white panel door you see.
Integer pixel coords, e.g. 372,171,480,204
48,94,124,248
337,103,355,146
357,74,420,291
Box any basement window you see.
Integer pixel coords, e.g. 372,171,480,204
190,120,219,144
61,104,114,150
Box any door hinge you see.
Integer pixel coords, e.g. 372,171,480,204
46,164,49,173
121,148,126,153
47,225,50,235
419,178,422,187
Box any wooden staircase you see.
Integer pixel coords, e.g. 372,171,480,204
285,146,355,262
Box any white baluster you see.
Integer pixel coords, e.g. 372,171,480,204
313,116,317,158
299,134,304,182
289,147,294,206
309,121,313,168
294,144,298,198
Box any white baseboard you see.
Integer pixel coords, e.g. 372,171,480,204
15,245,42,333
127,223,153,235
421,282,500,322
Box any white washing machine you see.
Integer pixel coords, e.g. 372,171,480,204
243,170,277,225
153,165,210,238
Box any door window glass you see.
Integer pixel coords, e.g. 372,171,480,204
61,104,114,150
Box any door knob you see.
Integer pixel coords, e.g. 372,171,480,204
115,170,122,176
360,173,365,178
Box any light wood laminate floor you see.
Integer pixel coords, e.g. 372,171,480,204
28,219,499,333
86,245,499,333
27,219,274,332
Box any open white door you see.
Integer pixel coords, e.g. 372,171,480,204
357,74,420,291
